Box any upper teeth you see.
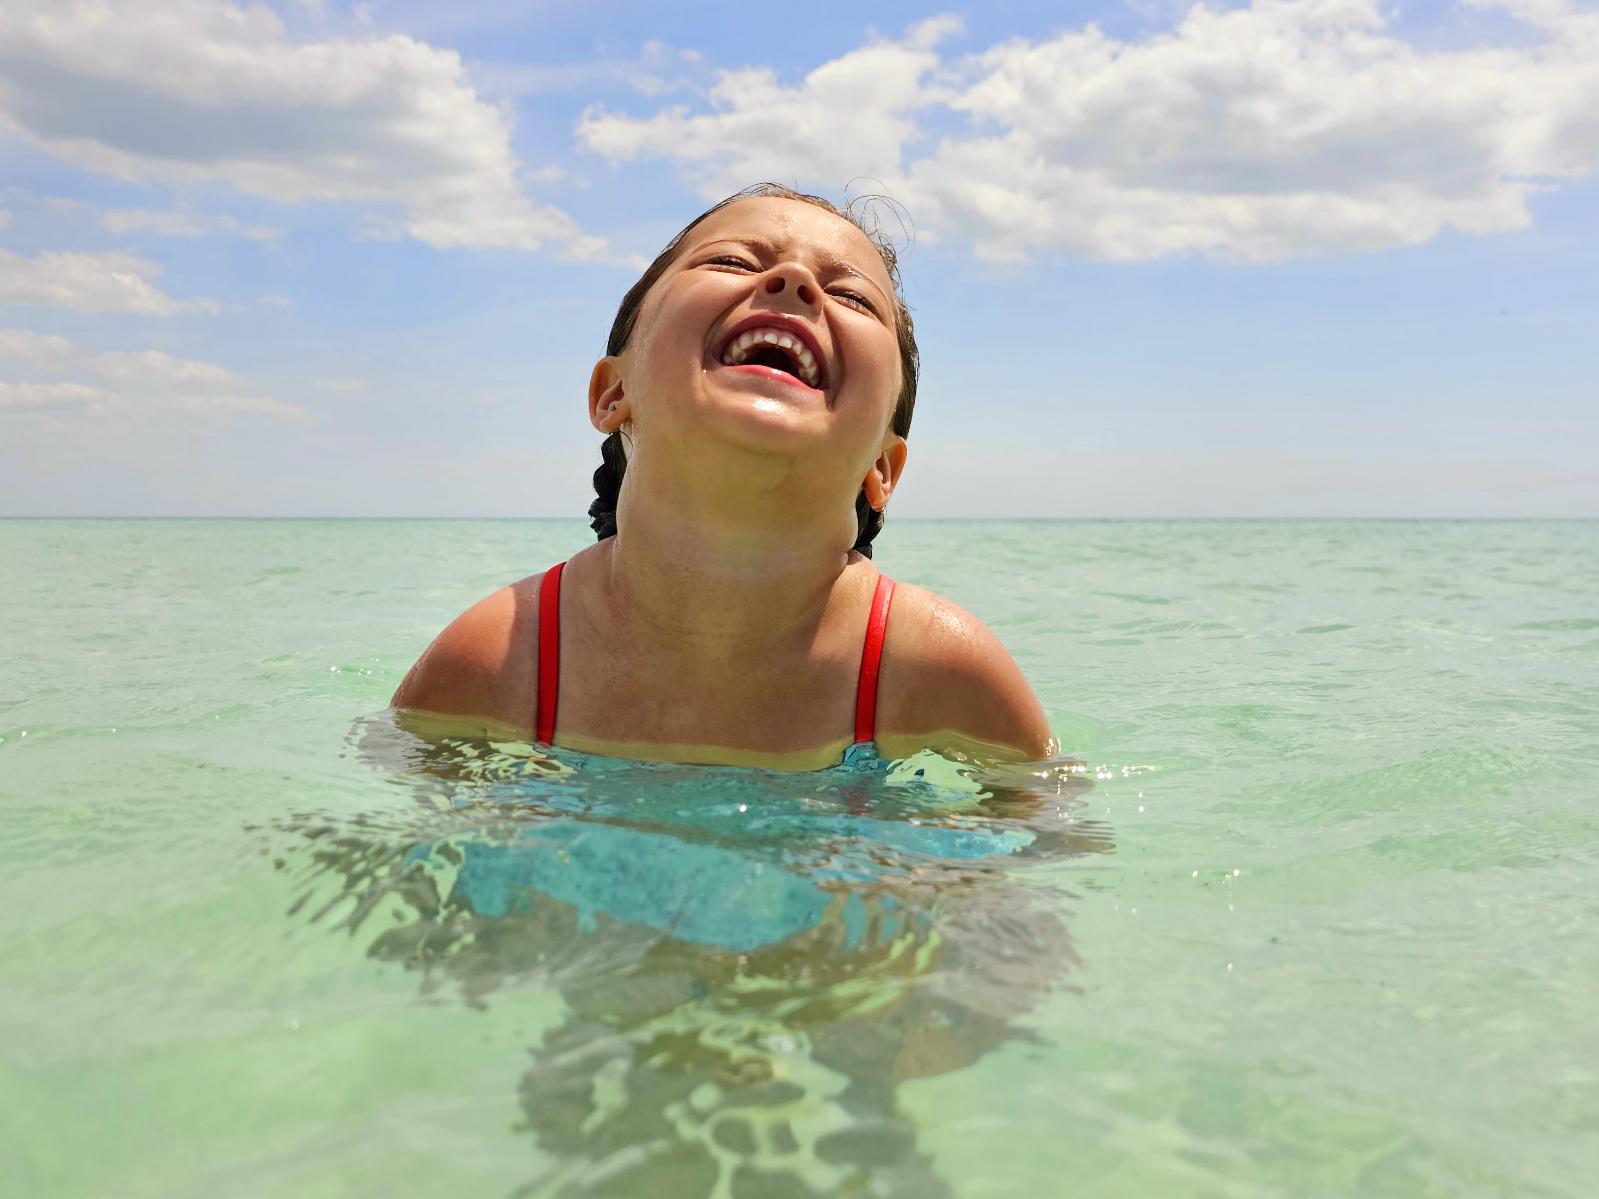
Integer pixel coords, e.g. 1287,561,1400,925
720,327,821,388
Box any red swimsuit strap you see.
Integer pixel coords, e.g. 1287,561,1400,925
534,560,564,744
854,573,896,745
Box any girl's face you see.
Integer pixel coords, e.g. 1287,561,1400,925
610,197,904,495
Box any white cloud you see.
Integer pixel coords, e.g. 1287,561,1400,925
580,2,1599,262
0,328,73,360
0,0,607,259
92,349,241,386
578,17,962,197
101,209,283,240
470,39,706,102
0,248,225,315
0,380,106,407
0,326,306,419
0,209,11,229
915,0,1599,261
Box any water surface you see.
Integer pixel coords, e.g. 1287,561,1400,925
3,519,1595,1197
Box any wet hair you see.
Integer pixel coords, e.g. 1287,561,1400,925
588,182,919,559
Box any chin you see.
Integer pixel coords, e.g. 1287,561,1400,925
696,384,829,452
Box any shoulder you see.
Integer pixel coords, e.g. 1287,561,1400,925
876,579,1057,761
390,574,542,734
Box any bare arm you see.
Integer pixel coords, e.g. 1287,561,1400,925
876,585,1058,762
390,581,537,735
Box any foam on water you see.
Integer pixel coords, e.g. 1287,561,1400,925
2,518,1596,1197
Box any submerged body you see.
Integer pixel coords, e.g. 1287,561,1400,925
393,189,1054,770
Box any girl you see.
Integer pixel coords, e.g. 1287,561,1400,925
393,184,1055,771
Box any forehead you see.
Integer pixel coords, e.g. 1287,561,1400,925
685,197,894,293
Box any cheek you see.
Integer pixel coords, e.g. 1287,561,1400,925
856,330,902,421
628,312,699,393
633,284,716,375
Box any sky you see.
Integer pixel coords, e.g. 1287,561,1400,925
0,0,1595,518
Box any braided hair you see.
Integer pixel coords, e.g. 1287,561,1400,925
587,183,918,559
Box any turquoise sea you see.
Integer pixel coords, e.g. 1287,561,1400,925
3,518,1596,1198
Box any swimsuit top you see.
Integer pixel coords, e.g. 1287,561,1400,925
534,561,896,750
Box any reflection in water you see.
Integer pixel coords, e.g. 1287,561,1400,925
279,720,1113,1197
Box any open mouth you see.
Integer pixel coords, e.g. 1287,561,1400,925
716,319,827,391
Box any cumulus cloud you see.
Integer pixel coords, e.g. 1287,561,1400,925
0,0,607,259
578,16,962,196
472,38,707,102
579,1,1599,262
92,349,242,386
0,380,106,407
0,326,306,419
0,328,73,360
0,248,225,314
101,209,283,240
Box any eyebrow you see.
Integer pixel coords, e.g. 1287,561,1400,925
693,235,890,302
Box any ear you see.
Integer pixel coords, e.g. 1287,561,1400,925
588,357,629,434
861,436,908,511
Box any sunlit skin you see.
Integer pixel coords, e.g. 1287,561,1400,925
393,197,1057,770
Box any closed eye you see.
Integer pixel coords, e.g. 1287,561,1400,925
831,288,878,316
703,252,883,317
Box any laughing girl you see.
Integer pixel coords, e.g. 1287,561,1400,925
393,184,1054,771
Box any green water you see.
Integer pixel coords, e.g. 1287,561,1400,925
3,519,1596,1198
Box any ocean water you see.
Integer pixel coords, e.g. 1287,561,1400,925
2,518,1596,1198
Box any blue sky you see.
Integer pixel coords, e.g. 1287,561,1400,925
1,0,1595,517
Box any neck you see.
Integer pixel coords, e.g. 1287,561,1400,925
600,450,860,661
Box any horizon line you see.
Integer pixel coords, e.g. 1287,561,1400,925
3,515,1596,523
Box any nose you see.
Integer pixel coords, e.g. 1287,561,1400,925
763,263,819,307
